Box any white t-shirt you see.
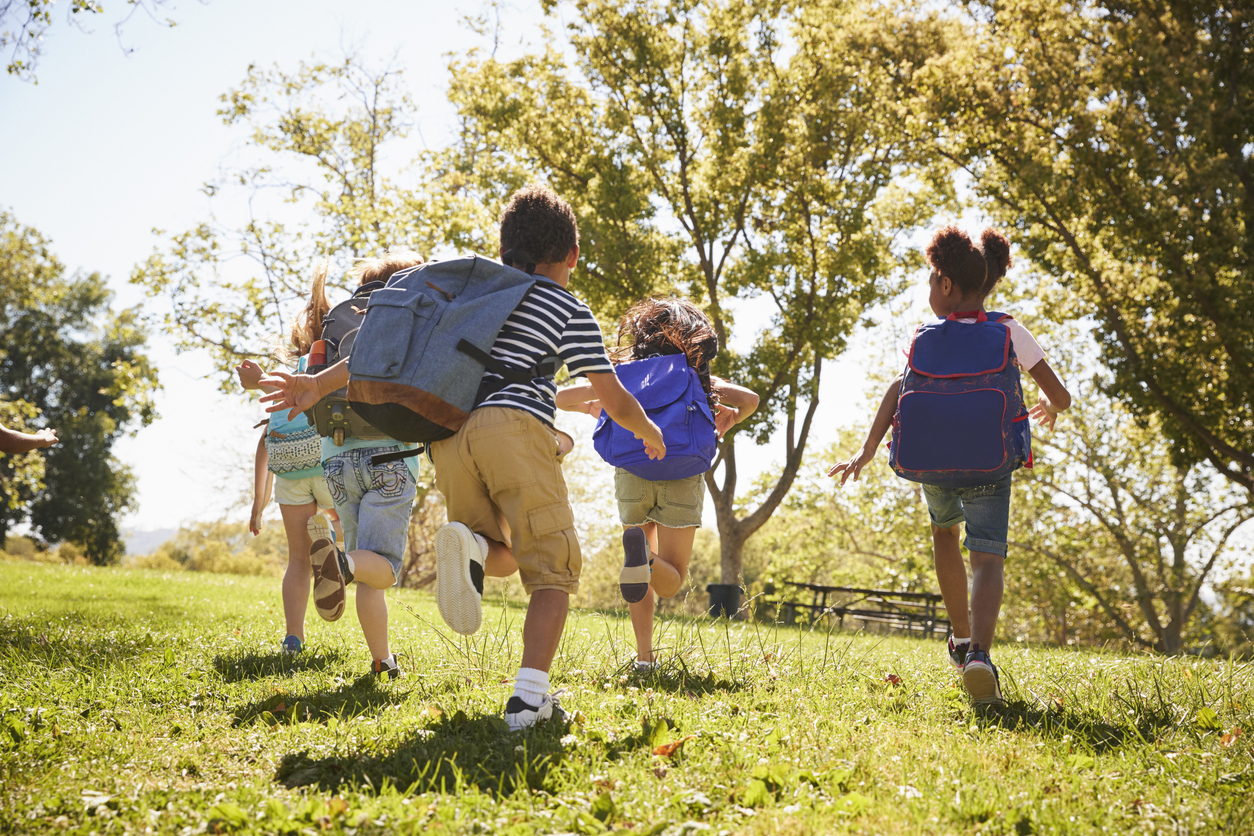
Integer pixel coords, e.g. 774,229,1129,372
901,314,1046,372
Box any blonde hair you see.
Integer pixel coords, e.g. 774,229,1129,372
285,258,332,362
350,250,425,286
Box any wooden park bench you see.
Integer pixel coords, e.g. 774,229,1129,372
768,581,950,638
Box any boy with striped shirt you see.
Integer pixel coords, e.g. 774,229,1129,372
432,185,666,730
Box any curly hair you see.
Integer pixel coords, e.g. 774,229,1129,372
499,184,580,266
615,297,720,407
979,228,1012,297
925,225,987,297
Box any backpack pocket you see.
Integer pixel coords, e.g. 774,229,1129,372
349,289,436,380
895,389,1007,473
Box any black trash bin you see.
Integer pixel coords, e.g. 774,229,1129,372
706,583,742,618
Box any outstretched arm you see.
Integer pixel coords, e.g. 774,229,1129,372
827,373,902,486
1025,359,1071,431
585,371,666,460
0,424,58,454
259,359,350,420
710,378,760,440
555,382,602,418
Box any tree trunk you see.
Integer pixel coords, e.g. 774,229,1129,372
719,527,747,586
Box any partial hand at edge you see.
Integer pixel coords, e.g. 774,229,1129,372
258,372,321,421
826,445,876,487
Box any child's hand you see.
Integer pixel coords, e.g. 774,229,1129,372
636,420,667,460
827,445,876,486
714,403,741,440
30,428,58,448
236,360,266,390
248,506,263,536
1030,395,1061,431
586,400,603,418
260,372,319,420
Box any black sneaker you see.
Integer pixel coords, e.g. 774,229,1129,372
504,690,570,731
619,527,651,604
946,635,970,671
371,653,404,681
963,645,1004,706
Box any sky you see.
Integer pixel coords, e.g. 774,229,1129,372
0,0,919,536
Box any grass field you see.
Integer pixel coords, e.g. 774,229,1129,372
0,562,1250,835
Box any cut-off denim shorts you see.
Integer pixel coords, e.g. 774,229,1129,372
323,445,416,585
921,474,1013,558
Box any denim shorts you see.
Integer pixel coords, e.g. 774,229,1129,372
921,474,1013,558
323,445,417,585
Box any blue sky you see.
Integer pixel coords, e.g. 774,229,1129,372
0,0,905,534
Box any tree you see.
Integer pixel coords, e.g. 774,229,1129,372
132,55,490,387
446,0,955,583
928,0,1254,493
1,0,185,82
0,211,159,563
1010,330,1252,655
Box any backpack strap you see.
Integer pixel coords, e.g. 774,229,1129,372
370,446,425,466
501,249,539,275
947,310,988,323
456,339,561,384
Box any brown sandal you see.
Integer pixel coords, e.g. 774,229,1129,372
308,515,348,622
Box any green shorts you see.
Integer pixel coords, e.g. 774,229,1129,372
614,469,705,529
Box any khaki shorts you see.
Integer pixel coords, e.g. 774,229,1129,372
274,472,334,509
614,469,705,529
431,407,581,594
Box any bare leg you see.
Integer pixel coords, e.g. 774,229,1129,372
932,523,970,638
348,550,396,662
628,588,656,663
650,524,696,599
968,551,1004,649
519,588,569,672
483,537,518,577
279,501,317,640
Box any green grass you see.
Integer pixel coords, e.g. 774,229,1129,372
0,563,1250,835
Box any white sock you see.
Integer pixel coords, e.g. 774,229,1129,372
472,532,489,562
512,667,549,706
342,551,356,576
951,635,970,645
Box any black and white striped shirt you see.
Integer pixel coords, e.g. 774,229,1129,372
478,282,614,424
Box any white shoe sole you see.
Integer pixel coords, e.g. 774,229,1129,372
963,660,1004,706
435,522,483,636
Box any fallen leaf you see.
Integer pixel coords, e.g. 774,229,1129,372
653,735,696,758
1051,695,1064,711
420,704,443,720
1182,668,1194,680
273,702,287,714
326,798,348,817
1221,727,1243,748
884,673,902,686
652,765,667,779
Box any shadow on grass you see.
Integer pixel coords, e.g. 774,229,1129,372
0,612,158,672
213,648,347,683
233,676,410,727
975,699,1176,754
276,710,570,795
622,657,747,696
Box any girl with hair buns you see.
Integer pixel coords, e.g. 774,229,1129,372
557,297,759,670
828,226,1071,707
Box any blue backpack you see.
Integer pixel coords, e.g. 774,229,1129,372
889,311,1032,487
593,354,717,481
345,254,563,443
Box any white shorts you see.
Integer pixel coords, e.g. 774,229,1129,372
273,472,334,509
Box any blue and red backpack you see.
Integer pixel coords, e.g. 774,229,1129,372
593,353,718,481
889,310,1032,487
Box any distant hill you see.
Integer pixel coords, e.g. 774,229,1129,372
123,528,178,556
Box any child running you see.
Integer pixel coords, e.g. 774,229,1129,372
429,185,667,730
828,226,1070,706
555,298,759,669
236,261,342,655
259,252,426,680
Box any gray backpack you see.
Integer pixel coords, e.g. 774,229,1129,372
306,282,390,446
346,253,562,443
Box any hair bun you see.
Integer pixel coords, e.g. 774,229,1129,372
980,228,1012,273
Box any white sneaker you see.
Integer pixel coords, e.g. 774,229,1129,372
504,691,570,731
435,522,485,635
